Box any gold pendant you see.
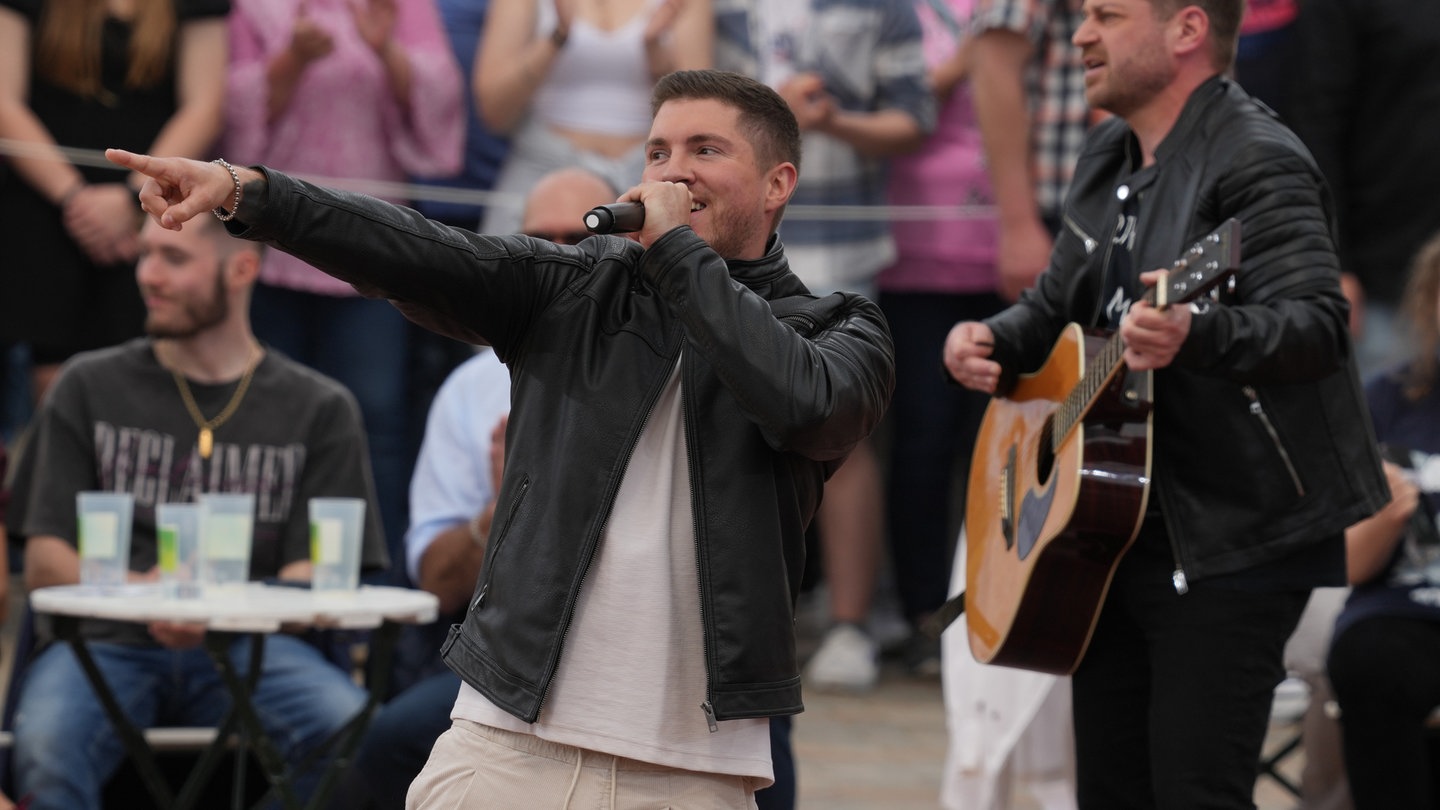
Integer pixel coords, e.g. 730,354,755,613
199,428,213,459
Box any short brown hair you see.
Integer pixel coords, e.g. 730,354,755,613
1150,0,1244,71
651,70,802,175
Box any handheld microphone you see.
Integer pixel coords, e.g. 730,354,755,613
584,202,646,234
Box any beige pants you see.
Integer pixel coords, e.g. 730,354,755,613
407,720,761,810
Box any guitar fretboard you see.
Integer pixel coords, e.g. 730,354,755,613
1047,225,1237,454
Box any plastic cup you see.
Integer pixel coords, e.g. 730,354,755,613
198,493,255,588
156,502,202,598
309,498,365,592
77,491,134,590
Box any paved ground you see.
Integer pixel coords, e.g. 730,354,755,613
793,666,949,809
787,591,1306,810
789,661,1305,809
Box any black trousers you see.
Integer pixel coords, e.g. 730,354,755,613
877,290,1004,623
1072,524,1308,809
1329,614,1440,809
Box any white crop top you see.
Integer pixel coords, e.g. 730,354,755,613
531,0,658,136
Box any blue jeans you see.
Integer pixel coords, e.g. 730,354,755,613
250,284,411,579
755,714,794,810
13,635,367,810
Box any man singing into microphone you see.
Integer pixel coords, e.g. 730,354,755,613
110,68,894,809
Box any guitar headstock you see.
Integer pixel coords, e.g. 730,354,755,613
1154,218,1241,308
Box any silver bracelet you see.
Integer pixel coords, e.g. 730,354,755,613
212,158,242,222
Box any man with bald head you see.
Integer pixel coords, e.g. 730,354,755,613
519,167,618,245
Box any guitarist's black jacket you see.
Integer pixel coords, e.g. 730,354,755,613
984,75,1390,587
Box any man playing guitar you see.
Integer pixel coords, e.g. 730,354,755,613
942,0,1388,807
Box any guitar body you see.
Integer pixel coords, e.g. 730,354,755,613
965,323,1153,674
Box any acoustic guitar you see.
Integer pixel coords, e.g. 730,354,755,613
963,218,1241,674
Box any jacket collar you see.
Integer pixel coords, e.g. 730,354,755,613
724,233,799,291
1152,74,1230,165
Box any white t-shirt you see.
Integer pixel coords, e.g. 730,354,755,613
452,358,774,784
530,0,657,136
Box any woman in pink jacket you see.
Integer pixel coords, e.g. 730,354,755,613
223,0,464,563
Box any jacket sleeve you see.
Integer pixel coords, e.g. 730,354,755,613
229,168,574,356
1174,132,1354,384
979,219,1097,395
640,228,895,463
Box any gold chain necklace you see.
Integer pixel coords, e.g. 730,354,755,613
169,344,262,460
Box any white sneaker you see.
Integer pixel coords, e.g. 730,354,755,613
805,623,879,692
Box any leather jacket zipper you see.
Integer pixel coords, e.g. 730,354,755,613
1242,385,1305,497
678,364,719,733
1151,488,1190,595
471,477,531,612
1171,567,1189,595
1063,214,1100,255
531,355,676,719
1167,388,1302,596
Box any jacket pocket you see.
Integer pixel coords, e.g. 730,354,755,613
1062,214,1101,255
1241,386,1306,498
471,475,532,612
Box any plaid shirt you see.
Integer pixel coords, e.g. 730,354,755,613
969,0,1088,219
716,0,936,290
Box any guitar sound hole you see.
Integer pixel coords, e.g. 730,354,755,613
1036,417,1057,485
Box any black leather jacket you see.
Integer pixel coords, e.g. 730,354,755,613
984,76,1388,586
232,169,895,722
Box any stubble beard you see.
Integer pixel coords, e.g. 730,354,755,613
701,204,767,262
145,271,229,340
1088,41,1176,119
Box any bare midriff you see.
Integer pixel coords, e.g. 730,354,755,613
547,124,648,160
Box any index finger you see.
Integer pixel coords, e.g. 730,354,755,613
108,148,216,230
105,147,166,178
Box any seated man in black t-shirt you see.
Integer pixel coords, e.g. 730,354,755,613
5,213,389,810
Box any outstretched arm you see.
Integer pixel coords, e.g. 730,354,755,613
106,149,265,231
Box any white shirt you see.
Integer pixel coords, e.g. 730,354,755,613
452,358,773,784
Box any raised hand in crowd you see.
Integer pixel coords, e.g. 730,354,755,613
350,0,398,53
776,73,834,134
350,0,413,99
642,0,686,73
268,0,336,120
290,2,335,62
